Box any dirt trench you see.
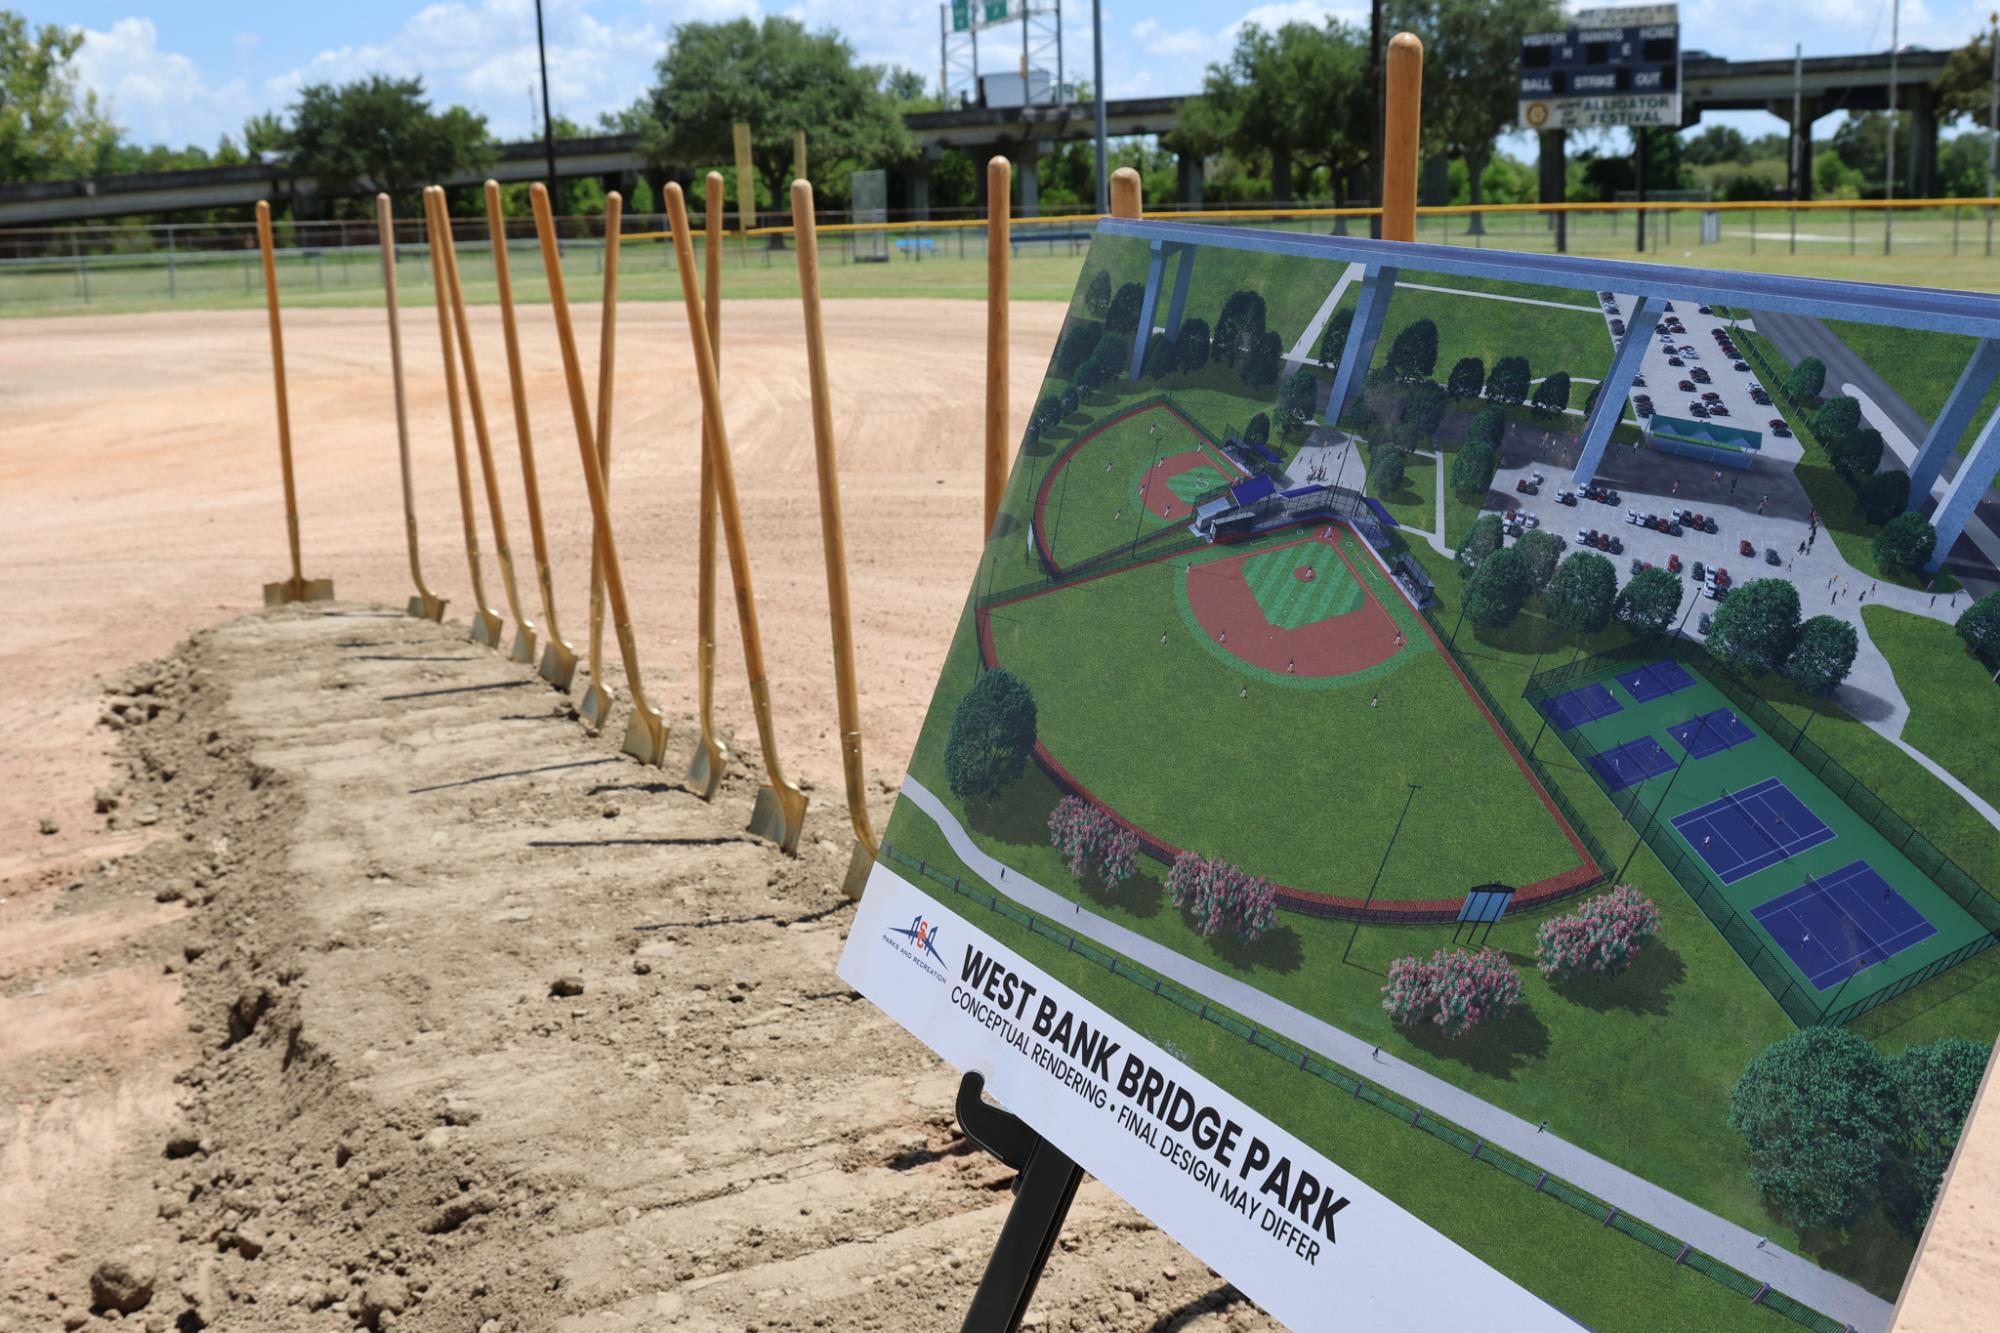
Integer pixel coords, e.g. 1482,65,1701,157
0,606,1278,1333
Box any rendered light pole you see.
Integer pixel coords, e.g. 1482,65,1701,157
1343,782,1420,964
1092,0,1108,213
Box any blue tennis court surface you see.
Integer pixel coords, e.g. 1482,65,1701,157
1752,861,1938,990
1667,708,1754,760
1588,736,1677,792
1616,659,1697,703
1672,777,1836,884
1542,682,1622,729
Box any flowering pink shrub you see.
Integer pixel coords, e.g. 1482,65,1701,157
1166,851,1277,943
1380,947,1523,1039
1047,796,1139,887
1534,885,1661,980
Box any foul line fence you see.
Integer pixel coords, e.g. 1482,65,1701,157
878,839,1852,1333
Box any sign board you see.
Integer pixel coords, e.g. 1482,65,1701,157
1518,4,1680,131
838,217,2000,1332
950,0,1019,33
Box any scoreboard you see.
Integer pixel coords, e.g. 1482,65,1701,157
1518,4,1680,131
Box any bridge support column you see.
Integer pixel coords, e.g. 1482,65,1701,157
1910,339,2000,507
1910,90,1939,199
1927,404,2000,572
1015,143,1046,217
1319,265,1397,430
1177,152,1203,208
1571,296,1657,488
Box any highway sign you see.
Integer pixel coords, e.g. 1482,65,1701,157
1518,4,1681,131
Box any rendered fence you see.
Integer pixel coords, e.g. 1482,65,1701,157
1523,642,2000,1028
876,839,1850,1333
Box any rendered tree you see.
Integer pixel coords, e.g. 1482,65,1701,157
1487,355,1532,405
1584,382,1602,416
1783,355,1827,403
0,15,118,184
1367,447,1408,497
1106,282,1147,336
1084,269,1113,318
1529,371,1572,418
1275,370,1319,432
1055,320,1104,375
1709,577,1803,675
1240,329,1285,388
1316,306,1355,367
1381,947,1522,1039
1177,317,1212,373
1728,1027,1902,1231
1398,380,1449,447
1546,551,1619,637
1386,319,1440,382
1449,442,1498,498
1455,512,1504,574
1957,590,2000,663
1614,565,1684,637
1167,852,1277,943
1465,402,1507,452
1513,528,1564,593
1873,511,1938,576
1245,413,1272,447
1446,356,1486,401
1463,546,1530,629
639,18,912,218
1059,385,1080,419
1886,1038,1993,1239
1534,886,1661,980
944,668,1038,805
1809,395,1862,447
286,75,492,211
1142,332,1177,380
1032,393,1065,435
1785,615,1859,700
1047,796,1140,888
1214,290,1268,365
1829,427,1885,483
1857,470,1910,524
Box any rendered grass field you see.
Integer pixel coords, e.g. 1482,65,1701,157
1368,282,1614,386
1862,604,2000,811
1031,402,1235,572
1825,317,2000,459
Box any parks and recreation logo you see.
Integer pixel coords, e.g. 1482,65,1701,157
884,913,950,983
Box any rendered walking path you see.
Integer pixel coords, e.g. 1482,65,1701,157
899,775,1895,1333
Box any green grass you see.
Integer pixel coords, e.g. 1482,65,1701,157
877,813,1818,1333
1369,282,1613,386
1068,233,1346,354
1376,450,1436,532
1242,542,1365,625
1862,604,2000,812
1826,318,2000,459
1033,402,1231,571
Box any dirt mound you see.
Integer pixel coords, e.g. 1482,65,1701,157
2,608,1274,1332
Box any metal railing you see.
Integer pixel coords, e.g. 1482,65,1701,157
878,839,1849,1333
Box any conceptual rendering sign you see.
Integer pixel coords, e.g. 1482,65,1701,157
839,216,2000,1330
1519,4,1681,130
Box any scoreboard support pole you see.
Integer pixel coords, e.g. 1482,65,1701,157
1635,126,1649,254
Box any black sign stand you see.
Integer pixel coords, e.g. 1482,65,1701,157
956,1071,1086,1333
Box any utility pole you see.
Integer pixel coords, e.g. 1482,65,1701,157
1635,126,1648,253
1092,0,1109,213
1369,0,1385,238
1886,0,1900,254
1987,13,1998,256
535,0,559,214
1790,44,1803,202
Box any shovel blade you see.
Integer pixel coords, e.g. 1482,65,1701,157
263,575,336,607
538,639,578,691
470,611,505,648
841,840,874,900
407,593,449,623
509,624,539,666
687,737,728,802
621,708,669,768
578,682,615,732
748,782,809,856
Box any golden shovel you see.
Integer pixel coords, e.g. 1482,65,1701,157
686,172,731,800
422,187,504,648
253,200,334,606
483,180,575,687
376,193,445,621
665,183,808,852
433,190,539,666
530,185,668,768
578,193,626,731
792,181,878,897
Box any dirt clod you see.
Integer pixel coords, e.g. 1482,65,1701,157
89,1254,155,1313
548,974,585,998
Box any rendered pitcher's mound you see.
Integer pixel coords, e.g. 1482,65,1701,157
1185,534,1403,677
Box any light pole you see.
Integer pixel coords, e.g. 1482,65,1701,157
535,0,559,214
1092,0,1109,214
1343,783,1420,964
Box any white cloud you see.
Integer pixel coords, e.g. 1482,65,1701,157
1132,19,1209,59
72,18,255,148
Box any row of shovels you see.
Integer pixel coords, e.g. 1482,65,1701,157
253,175,882,885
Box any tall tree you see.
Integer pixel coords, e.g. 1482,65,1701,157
1785,615,1859,700
1886,1039,1992,1239
0,13,118,183
1729,1028,1902,1231
640,17,913,216
284,76,490,213
1185,20,1366,203
1709,578,1802,675
1463,545,1530,628
1389,0,1562,231
1546,552,1618,637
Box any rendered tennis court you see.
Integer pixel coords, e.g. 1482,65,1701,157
1531,655,1993,1018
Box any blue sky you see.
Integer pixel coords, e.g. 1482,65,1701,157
40,0,1991,151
